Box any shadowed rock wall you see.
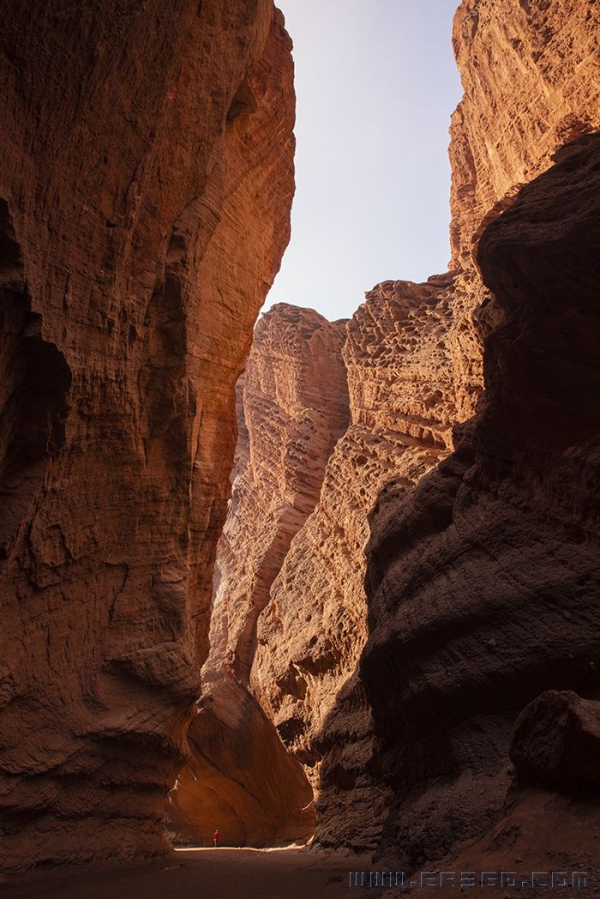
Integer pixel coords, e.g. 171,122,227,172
361,0,600,868
0,0,294,876
204,0,600,864
364,129,600,874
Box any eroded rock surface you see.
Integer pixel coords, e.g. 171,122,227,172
447,0,600,430
363,132,600,869
248,273,487,850
511,690,600,794
347,0,600,869
449,0,600,270
0,0,294,875
225,0,600,865
167,303,349,846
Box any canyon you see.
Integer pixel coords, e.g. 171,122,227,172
167,303,349,847
0,0,599,889
175,0,600,875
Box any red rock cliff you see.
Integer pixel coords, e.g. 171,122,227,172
209,0,600,866
362,0,600,870
449,0,600,269
251,274,478,850
0,0,294,875
167,303,349,847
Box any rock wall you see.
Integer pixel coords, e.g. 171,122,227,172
449,0,600,269
447,0,600,425
362,0,600,870
251,274,481,850
0,0,294,876
167,303,349,846
204,0,600,866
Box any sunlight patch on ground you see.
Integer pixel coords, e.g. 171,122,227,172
174,845,307,853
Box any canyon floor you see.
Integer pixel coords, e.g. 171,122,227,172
2,827,600,899
3,789,600,898
0,848,382,899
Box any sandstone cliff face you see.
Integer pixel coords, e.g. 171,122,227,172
217,0,600,866
449,0,600,269
167,303,349,846
361,0,600,869
0,0,294,876
447,0,600,427
250,274,483,850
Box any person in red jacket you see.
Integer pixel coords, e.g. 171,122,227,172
213,828,220,848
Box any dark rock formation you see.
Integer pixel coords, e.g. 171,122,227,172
362,132,600,868
352,0,600,870
0,0,294,876
402,692,600,899
511,690,600,794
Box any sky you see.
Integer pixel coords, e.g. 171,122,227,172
265,0,463,321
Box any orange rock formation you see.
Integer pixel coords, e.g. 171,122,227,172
199,0,600,869
167,303,349,846
2,0,600,882
252,274,477,850
0,0,294,876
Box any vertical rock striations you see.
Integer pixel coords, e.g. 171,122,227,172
362,0,600,870
207,0,600,866
0,0,294,875
167,303,349,846
251,274,481,850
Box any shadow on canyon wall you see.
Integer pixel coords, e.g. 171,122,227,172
314,133,600,869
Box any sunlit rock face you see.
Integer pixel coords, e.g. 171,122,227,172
446,0,600,446
167,303,349,846
251,274,483,850
187,277,476,852
221,0,600,866
449,0,600,271
0,0,294,875
361,0,600,869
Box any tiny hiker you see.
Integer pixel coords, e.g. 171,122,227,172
213,827,220,848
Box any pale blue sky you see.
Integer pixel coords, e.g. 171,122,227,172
265,0,463,320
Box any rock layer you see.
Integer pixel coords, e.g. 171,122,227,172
0,0,294,876
363,131,600,868
167,303,349,846
218,0,600,865
250,273,487,850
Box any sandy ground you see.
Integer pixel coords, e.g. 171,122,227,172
1,848,384,899
5,789,599,899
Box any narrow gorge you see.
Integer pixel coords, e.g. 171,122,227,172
168,0,600,876
1,0,599,893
